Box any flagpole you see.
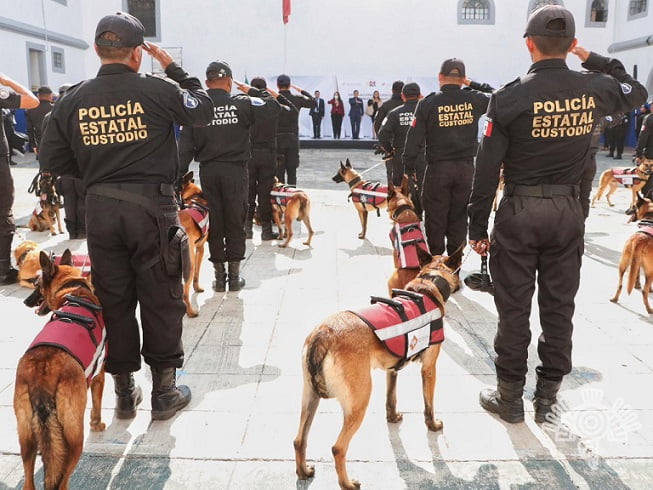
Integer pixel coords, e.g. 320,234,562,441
283,24,287,73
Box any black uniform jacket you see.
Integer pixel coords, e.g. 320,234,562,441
403,85,490,172
250,90,283,151
26,100,53,149
374,94,403,134
468,53,648,240
0,90,20,158
276,89,314,134
39,63,213,187
179,87,280,165
378,99,420,153
636,113,653,159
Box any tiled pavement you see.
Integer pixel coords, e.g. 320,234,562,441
0,148,651,489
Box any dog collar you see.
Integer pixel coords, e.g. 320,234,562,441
348,176,362,189
391,204,416,221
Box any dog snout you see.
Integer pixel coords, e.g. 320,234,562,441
332,172,344,183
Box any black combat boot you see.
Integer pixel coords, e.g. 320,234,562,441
150,367,192,421
0,235,17,285
479,378,525,423
261,221,278,241
212,262,226,292
533,377,562,423
228,261,245,291
112,373,143,419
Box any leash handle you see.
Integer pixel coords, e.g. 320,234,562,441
480,255,488,275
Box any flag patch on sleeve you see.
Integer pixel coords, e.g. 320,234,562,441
483,118,493,137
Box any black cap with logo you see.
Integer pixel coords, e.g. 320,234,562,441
206,61,233,80
524,5,575,38
402,83,420,97
95,12,145,48
440,59,466,78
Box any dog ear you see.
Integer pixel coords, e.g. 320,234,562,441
345,158,352,168
60,249,73,266
39,251,55,283
416,246,433,269
445,243,465,270
340,161,345,170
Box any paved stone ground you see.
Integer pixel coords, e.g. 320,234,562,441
0,148,651,489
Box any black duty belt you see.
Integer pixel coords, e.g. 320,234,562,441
503,183,579,199
88,182,174,198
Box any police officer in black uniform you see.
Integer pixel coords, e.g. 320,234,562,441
467,5,647,424
275,74,314,185
636,111,653,162
378,82,425,192
403,59,491,257
0,73,38,284
246,77,284,241
373,80,404,136
39,12,213,421
179,61,278,292
26,86,53,156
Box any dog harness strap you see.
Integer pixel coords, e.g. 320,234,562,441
637,225,653,237
390,221,430,269
64,294,103,312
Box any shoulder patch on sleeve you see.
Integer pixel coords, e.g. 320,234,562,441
183,92,199,109
250,97,265,106
620,83,632,95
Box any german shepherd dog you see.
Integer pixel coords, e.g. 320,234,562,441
177,171,209,318
386,176,428,295
294,246,462,490
610,194,653,313
333,159,388,240
15,240,92,289
591,158,653,209
270,177,315,248
28,172,64,235
15,249,106,490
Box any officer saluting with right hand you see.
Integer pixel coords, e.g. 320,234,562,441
468,5,647,425
39,11,213,422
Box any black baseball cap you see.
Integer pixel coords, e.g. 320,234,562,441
440,58,465,78
95,12,145,48
402,83,420,97
277,74,291,86
251,77,267,89
206,61,233,80
391,80,405,93
524,5,575,38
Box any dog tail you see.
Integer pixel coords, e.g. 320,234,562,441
305,329,332,399
29,386,68,488
627,238,643,294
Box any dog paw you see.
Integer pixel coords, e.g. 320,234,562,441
297,464,315,479
278,243,288,248
357,233,365,240
386,412,403,423
186,309,199,318
194,284,204,293
426,418,444,432
609,297,618,303
90,421,106,432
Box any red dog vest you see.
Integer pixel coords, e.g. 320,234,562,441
637,225,653,237
53,254,92,278
270,184,298,207
351,182,388,208
612,167,647,187
184,202,210,236
27,296,106,385
389,221,430,269
350,292,443,361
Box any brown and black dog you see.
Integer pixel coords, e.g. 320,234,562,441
270,178,315,248
15,249,106,490
28,173,64,235
333,159,388,239
177,171,209,317
591,158,653,208
294,246,462,490
14,240,92,289
611,194,653,313
386,176,429,295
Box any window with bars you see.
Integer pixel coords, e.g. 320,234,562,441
458,0,494,24
124,0,159,39
529,0,562,14
52,47,65,74
591,0,608,22
629,0,647,16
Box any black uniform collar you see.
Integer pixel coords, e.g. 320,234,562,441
441,84,462,91
207,88,230,95
97,63,138,76
527,58,569,74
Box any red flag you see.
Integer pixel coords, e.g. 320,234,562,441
283,0,291,24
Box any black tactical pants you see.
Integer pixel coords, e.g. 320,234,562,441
276,133,299,186
59,175,86,236
422,159,474,255
248,149,276,223
490,189,584,383
0,156,15,239
85,183,185,374
200,161,248,263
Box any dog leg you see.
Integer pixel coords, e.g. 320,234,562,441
279,211,293,248
89,371,106,432
357,209,368,240
14,382,37,490
302,214,314,247
194,242,206,293
610,246,631,303
293,378,320,480
56,383,87,490
421,345,444,432
385,369,403,423
332,388,370,490
643,276,653,314
55,207,64,234
606,181,618,207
